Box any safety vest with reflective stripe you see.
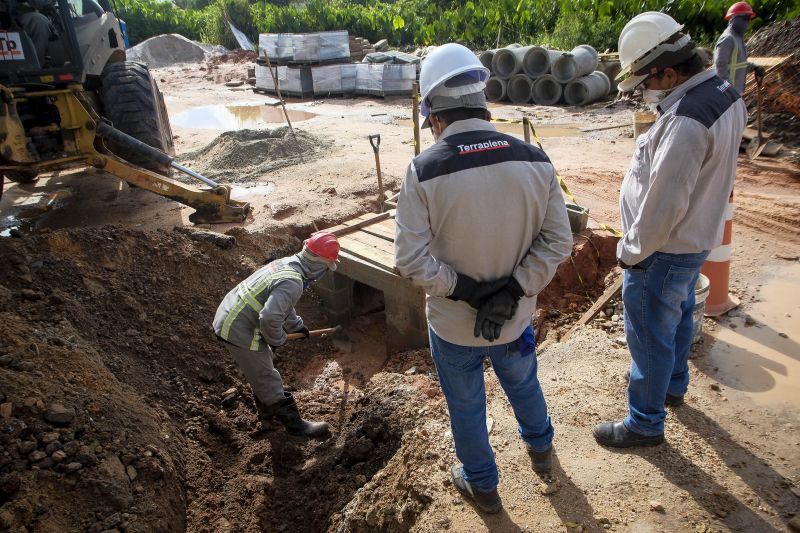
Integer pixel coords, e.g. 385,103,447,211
728,39,748,90
215,268,303,351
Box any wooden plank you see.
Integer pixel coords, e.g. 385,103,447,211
324,211,392,237
338,236,396,272
561,276,623,342
344,230,396,256
749,56,792,68
336,250,403,289
360,222,395,242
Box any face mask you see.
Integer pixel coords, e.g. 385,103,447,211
642,89,669,104
731,16,749,35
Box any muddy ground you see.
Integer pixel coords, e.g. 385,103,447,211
0,52,798,533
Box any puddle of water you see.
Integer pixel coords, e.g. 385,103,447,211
170,104,316,131
396,120,580,137
705,263,800,408
229,183,275,200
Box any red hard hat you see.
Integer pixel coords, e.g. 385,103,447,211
725,2,755,21
305,232,340,262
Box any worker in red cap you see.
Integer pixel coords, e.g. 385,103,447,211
714,2,764,93
212,232,340,438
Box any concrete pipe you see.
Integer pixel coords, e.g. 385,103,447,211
492,45,534,80
563,71,611,106
522,47,562,78
531,74,563,106
479,49,499,70
485,76,508,102
551,44,599,84
507,74,533,104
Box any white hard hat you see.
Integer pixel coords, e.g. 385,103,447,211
617,11,692,92
419,43,490,118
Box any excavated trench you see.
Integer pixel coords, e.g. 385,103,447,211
0,224,617,532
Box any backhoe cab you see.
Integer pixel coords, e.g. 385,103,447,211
0,0,250,224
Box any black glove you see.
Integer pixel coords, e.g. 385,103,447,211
448,273,512,310
473,278,525,342
752,65,765,80
297,326,310,339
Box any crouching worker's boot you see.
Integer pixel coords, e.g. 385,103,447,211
259,392,329,438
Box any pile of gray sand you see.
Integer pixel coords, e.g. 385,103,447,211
127,34,227,68
177,128,328,183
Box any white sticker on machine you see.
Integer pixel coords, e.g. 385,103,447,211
0,32,26,61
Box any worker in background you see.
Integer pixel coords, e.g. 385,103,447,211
395,43,573,514
714,1,764,94
212,232,340,439
596,12,747,448
16,0,54,63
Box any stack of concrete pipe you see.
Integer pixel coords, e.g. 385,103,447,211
482,43,612,106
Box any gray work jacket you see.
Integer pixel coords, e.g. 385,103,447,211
714,26,748,93
395,118,573,346
618,70,747,266
213,255,322,351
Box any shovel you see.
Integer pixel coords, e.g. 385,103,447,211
746,73,766,160
368,134,384,211
286,325,352,353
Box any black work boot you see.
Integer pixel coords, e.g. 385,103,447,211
524,443,553,473
450,464,502,514
258,392,329,439
593,421,664,448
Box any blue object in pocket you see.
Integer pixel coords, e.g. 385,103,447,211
517,325,536,357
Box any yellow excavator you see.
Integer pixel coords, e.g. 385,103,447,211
0,0,250,223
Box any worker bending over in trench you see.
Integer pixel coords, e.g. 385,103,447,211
212,232,340,439
714,2,764,94
394,43,573,514
595,12,746,448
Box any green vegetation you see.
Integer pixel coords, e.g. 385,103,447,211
117,0,799,52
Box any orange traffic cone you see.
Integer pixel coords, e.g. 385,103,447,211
701,190,740,316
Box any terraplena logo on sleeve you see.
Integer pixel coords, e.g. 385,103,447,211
457,139,510,154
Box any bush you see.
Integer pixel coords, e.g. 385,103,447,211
116,0,800,52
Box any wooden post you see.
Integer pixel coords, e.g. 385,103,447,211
412,82,421,156
261,50,294,133
523,116,531,144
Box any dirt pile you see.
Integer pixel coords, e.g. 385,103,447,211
0,225,450,531
127,34,222,69
747,17,800,56
179,128,329,183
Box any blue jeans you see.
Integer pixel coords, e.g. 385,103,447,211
429,327,553,492
623,250,709,436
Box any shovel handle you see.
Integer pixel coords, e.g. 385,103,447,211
368,134,381,153
286,326,342,341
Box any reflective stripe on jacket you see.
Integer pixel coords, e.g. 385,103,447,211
213,259,305,351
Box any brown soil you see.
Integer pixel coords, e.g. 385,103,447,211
0,40,798,533
747,17,800,57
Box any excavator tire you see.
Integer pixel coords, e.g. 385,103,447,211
100,61,175,175
3,170,39,184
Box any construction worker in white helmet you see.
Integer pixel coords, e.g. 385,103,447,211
212,232,340,439
594,12,747,448
714,1,765,94
394,43,573,514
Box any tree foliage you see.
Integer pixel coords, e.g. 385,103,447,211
116,0,799,52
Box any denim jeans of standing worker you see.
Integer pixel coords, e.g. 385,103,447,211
623,250,709,436
429,326,553,492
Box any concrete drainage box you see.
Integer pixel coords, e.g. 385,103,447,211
315,211,428,354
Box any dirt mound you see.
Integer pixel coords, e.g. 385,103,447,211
127,34,211,69
206,49,257,67
178,128,329,183
747,17,800,56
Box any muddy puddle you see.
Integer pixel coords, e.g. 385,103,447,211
704,263,800,409
397,119,580,137
229,183,276,200
171,103,316,130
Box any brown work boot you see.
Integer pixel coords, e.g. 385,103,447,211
260,392,329,439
